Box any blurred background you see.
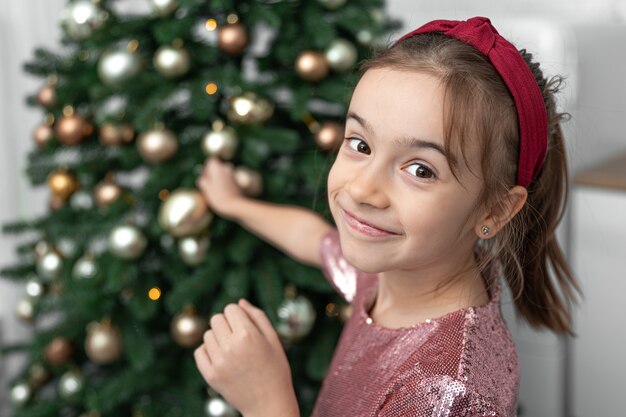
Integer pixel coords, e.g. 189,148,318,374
1,0,625,416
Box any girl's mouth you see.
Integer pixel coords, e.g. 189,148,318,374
341,209,399,238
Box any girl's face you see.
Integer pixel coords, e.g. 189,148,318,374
328,68,485,275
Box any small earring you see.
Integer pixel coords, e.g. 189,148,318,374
481,225,490,236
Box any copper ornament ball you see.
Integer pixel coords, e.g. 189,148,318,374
315,121,344,151
44,337,74,366
55,114,91,146
94,181,122,207
218,23,248,55
171,309,208,347
33,124,54,148
295,51,330,82
36,84,56,108
99,123,134,146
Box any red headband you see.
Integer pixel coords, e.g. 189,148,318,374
392,17,548,187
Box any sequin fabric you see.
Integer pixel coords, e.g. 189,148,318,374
311,229,519,417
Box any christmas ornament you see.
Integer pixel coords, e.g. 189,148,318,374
218,22,248,55
34,241,52,258
295,51,329,82
154,44,190,78
276,295,316,342
227,92,274,124
25,276,45,300
137,127,178,163
318,0,347,9
59,369,85,399
85,320,123,364
61,0,108,40
356,29,374,46
201,120,238,160
325,39,358,72
33,123,54,149
16,297,35,322
72,254,99,280
36,83,56,108
171,307,208,347
159,189,212,237
36,247,63,281
55,112,92,146
205,396,239,417
28,362,51,388
234,167,263,197
48,168,79,200
314,121,344,151
178,235,210,265
70,190,95,210
94,178,122,207
9,382,31,407
99,123,135,146
56,237,78,258
98,46,142,85
339,304,352,322
44,337,74,366
49,194,66,211
149,0,177,16
108,224,147,260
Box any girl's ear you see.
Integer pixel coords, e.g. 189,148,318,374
475,185,528,239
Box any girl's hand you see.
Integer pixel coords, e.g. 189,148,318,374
196,157,244,219
194,299,299,417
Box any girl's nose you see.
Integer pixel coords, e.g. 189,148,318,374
344,166,390,209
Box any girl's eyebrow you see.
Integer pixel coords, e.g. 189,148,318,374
346,111,456,167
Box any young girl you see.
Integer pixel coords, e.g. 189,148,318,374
193,16,579,417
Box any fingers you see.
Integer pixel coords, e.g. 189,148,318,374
238,299,280,344
210,313,232,342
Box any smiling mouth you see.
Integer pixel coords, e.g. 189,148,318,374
341,209,399,238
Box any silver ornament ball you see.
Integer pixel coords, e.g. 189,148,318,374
154,45,191,78
59,370,85,399
276,295,316,341
10,382,31,407
36,249,63,281
201,125,238,160
25,276,45,300
159,189,212,237
178,235,210,265
98,48,142,85
325,39,358,72
72,254,99,280
150,0,178,16
108,224,147,260
205,397,239,417
70,190,95,210
61,0,108,40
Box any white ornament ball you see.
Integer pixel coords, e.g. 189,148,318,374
149,0,177,16
154,45,191,78
325,39,358,72
98,48,142,85
72,255,99,280
201,125,238,160
108,224,147,260
25,276,45,300
10,382,31,407
159,189,212,237
178,235,210,265
205,397,239,417
61,0,108,40
276,295,316,342
59,370,85,399
36,249,63,281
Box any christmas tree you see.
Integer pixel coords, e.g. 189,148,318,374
1,0,398,416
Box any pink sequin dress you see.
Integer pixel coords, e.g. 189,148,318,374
310,229,519,417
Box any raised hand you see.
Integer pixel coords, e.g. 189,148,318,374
194,299,300,417
196,157,245,219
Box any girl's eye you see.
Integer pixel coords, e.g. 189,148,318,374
405,162,436,180
346,138,371,155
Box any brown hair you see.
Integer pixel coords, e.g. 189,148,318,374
358,33,580,335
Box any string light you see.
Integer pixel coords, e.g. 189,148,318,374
148,287,161,301
205,18,217,31
205,82,218,95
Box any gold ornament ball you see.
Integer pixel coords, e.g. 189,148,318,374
48,169,79,200
16,298,35,322
28,362,51,389
178,235,210,265
99,123,135,146
36,84,56,108
218,23,248,55
44,337,74,366
295,51,330,82
159,189,212,237
171,308,208,347
315,121,344,151
154,45,191,78
108,224,147,260
36,247,63,281
137,128,178,163
98,48,142,85
85,321,123,364
33,124,54,149
227,92,274,124
201,125,238,160
55,114,91,146
94,180,122,207
234,167,263,197
325,39,358,72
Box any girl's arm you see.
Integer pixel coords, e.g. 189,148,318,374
196,158,333,267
